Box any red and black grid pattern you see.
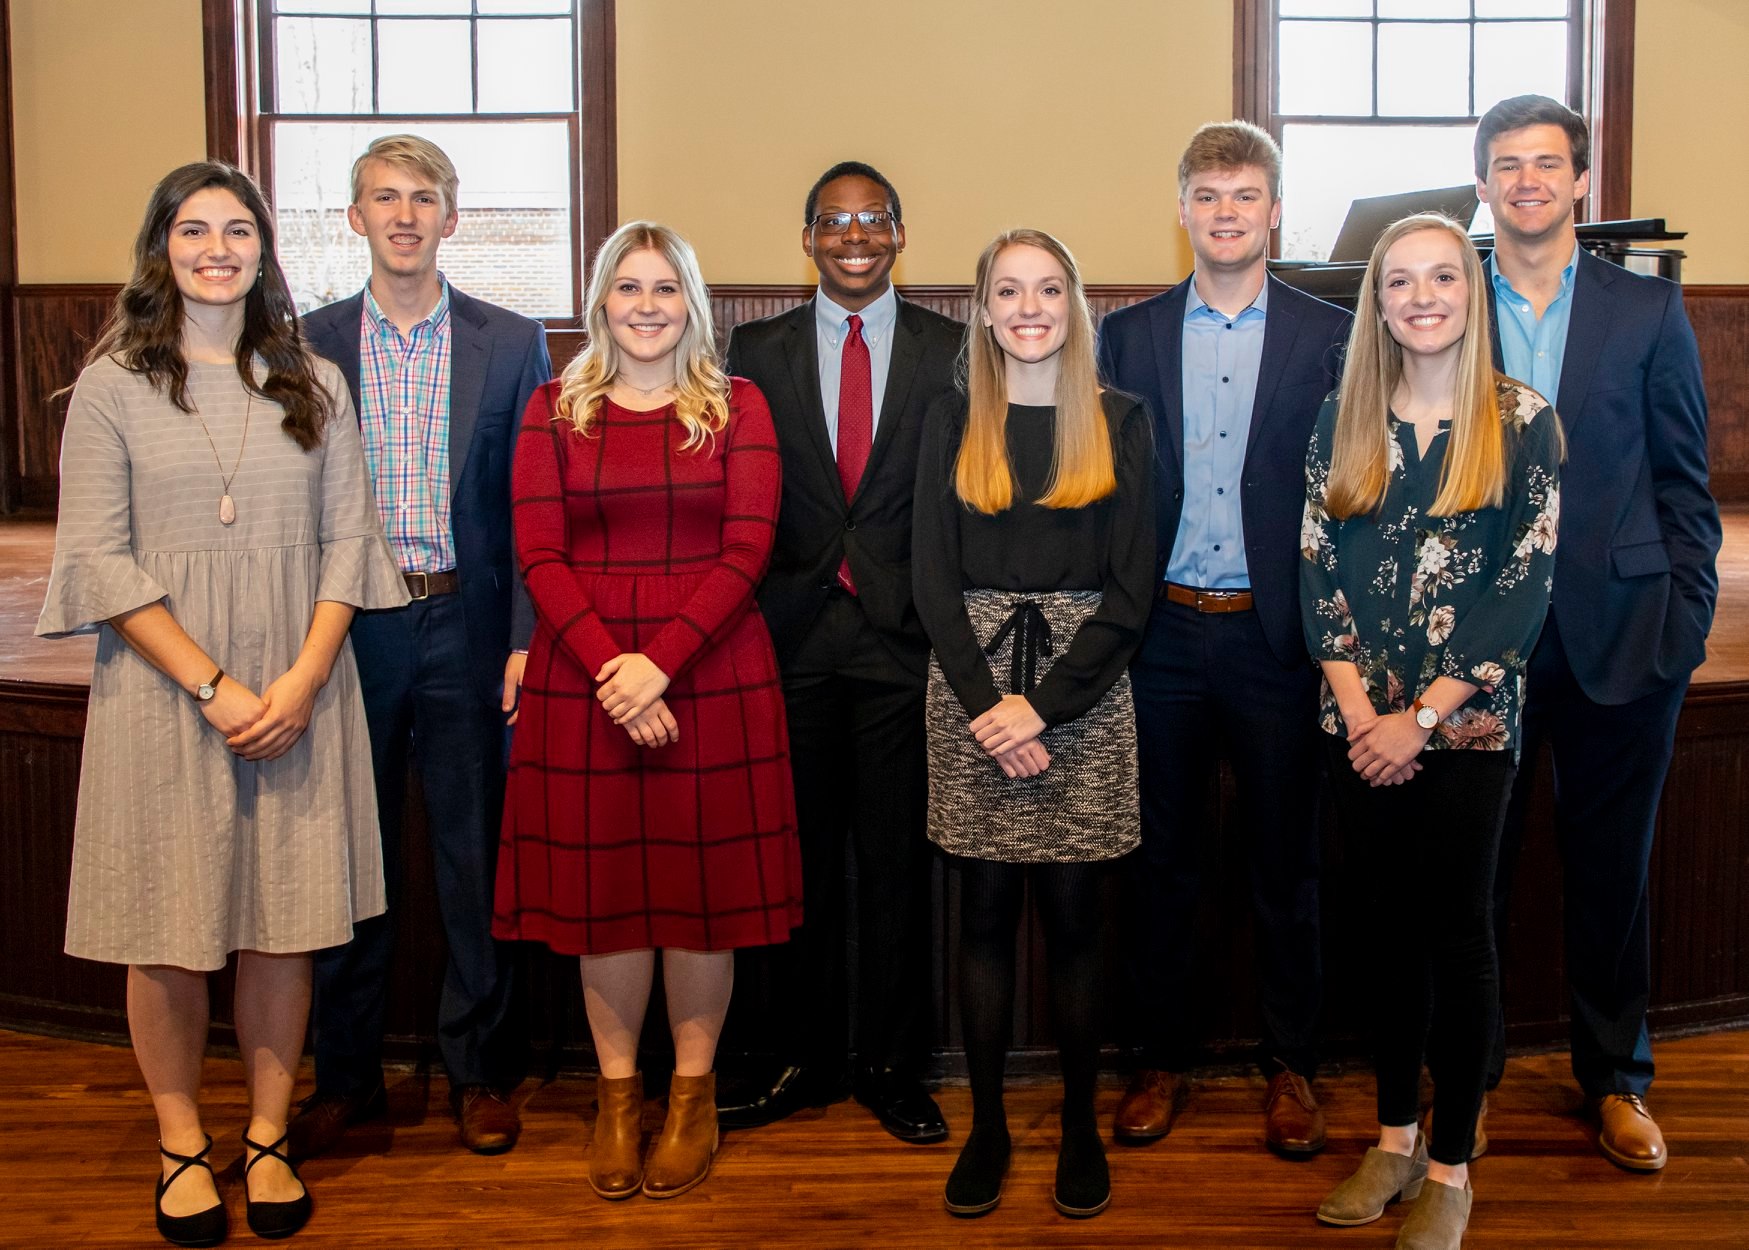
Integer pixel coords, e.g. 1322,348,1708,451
494,378,802,956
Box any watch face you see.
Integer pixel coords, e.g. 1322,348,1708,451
1417,706,1438,729
197,683,216,701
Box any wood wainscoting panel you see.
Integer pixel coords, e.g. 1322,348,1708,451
12,284,118,510
1687,286,1749,504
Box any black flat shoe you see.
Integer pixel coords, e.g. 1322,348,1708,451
242,1130,311,1239
1053,1124,1110,1218
154,1134,228,1248
944,1124,1010,1217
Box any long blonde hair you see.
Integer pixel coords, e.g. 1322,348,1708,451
1326,213,1503,518
554,221,728,451
955,229,1113,514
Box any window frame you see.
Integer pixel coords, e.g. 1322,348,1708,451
203,0,616,329
1233,0,1635,245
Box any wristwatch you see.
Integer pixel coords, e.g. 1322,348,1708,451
1410,696,1440,730
194,668,224,702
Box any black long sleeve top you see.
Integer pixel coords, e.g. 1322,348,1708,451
912,388,1157,727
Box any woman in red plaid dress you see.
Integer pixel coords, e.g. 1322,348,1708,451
494,222,801,1202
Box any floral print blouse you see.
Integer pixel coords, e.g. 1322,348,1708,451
1300,378,1561,756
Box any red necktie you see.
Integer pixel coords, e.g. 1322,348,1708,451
835,313,872,594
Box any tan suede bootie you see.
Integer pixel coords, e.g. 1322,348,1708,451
1396,1176,1472,1249
642,1072,719,1199
1317,1135,1429,1226
589,1072,645,1200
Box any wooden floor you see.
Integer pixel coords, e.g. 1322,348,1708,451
4,1029,1747,1249
4,508,1749,688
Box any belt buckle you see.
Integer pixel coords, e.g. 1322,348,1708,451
407,571,430,601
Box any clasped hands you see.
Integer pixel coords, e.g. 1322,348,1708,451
198,666,320,762
596,652,677,748
970,693,1051,779
1343,707,1429,788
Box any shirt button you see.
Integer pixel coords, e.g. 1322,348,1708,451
1216,488,1224,496
1213,544,1222,551
1221,376,1230,383
1219,431,1227,438
1521,305,1531,313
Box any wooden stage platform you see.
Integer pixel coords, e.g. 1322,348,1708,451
5,1026,1747,1249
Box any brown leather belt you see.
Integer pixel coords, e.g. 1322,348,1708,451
403,570,461,599
1161,582,1254,613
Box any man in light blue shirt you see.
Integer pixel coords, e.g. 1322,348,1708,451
1489,240,1578,406
1097,122,1351,1158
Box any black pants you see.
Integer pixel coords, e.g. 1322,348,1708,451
1489,613,1686,1097
955,856,1108,1129
1324,736,1514,1167
752,592,934,1079
1128,599,1323,1075
310,594,522,1095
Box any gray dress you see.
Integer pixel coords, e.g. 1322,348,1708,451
36,356,408,970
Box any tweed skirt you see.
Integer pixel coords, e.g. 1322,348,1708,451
925,589,1140,863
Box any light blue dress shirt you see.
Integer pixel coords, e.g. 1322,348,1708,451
815,285,898,453
1488,242,1579,409
1167,277,1268,589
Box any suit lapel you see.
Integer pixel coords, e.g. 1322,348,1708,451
448,289,490,493
784,299,841,500
861,297,923,492
1241,277,1298,470
1488,285,1505,372
313,294,365,417
1147,281,1191,471
1553,251,1614,433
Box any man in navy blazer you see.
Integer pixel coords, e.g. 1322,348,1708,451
1097,122,1350,1156
1476,96,1720,1171
291,136,552,1159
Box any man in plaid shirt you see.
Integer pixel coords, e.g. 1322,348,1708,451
293,134,551,1160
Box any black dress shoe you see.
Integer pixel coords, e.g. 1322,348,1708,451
716,1065,847,1130
854,1069,948,1143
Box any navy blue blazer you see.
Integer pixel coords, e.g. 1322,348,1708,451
1097,274,1351,666
303,284,552,703
1489,249,1721,705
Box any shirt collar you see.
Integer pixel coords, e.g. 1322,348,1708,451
1186,272,1269,322
816,284,898,344
1488,242,1580,303
364,274,451,336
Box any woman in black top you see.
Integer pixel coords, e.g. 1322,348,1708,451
1302,214,1560,1250
913,228,1155,1219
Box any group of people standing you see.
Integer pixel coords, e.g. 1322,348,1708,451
39,90,1718,1250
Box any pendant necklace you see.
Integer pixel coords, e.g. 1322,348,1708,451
191,390,252,526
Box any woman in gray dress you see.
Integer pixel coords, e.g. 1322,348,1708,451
36,163,406,1245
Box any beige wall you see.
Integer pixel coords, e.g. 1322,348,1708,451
1631,0,1749,284
8,1,1748,285
11,0,207,284
617,0,1229,285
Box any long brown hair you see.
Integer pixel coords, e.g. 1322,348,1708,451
79,161,329,450
955,229,1112,514
1327,213,1502,518
553,221,729,452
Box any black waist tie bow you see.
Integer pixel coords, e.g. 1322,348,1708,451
985,600,1054,696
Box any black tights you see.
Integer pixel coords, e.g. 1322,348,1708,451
956,856,1106,1131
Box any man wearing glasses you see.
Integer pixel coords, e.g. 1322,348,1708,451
716,161,961,1142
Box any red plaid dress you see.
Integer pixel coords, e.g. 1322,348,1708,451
493,378,802,955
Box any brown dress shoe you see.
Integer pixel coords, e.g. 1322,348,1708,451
454,1085,521,1155
286,1083,386,1161
643,1072,719,1199
1264,1070,1326,1155
1595,1093,1667,1171
1113,1069,1188,1143
589,1072,644,1200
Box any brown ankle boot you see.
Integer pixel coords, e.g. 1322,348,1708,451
642,1072,719,1199
589,1072,644,1200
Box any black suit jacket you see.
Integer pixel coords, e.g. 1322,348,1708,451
1489,248,1721,705
303,285,553,702
1097,274,1351,665
727,294,963,679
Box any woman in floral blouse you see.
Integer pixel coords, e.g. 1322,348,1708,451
1301,214,1561,1250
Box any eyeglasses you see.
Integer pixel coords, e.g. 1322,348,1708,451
809,210,898,235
